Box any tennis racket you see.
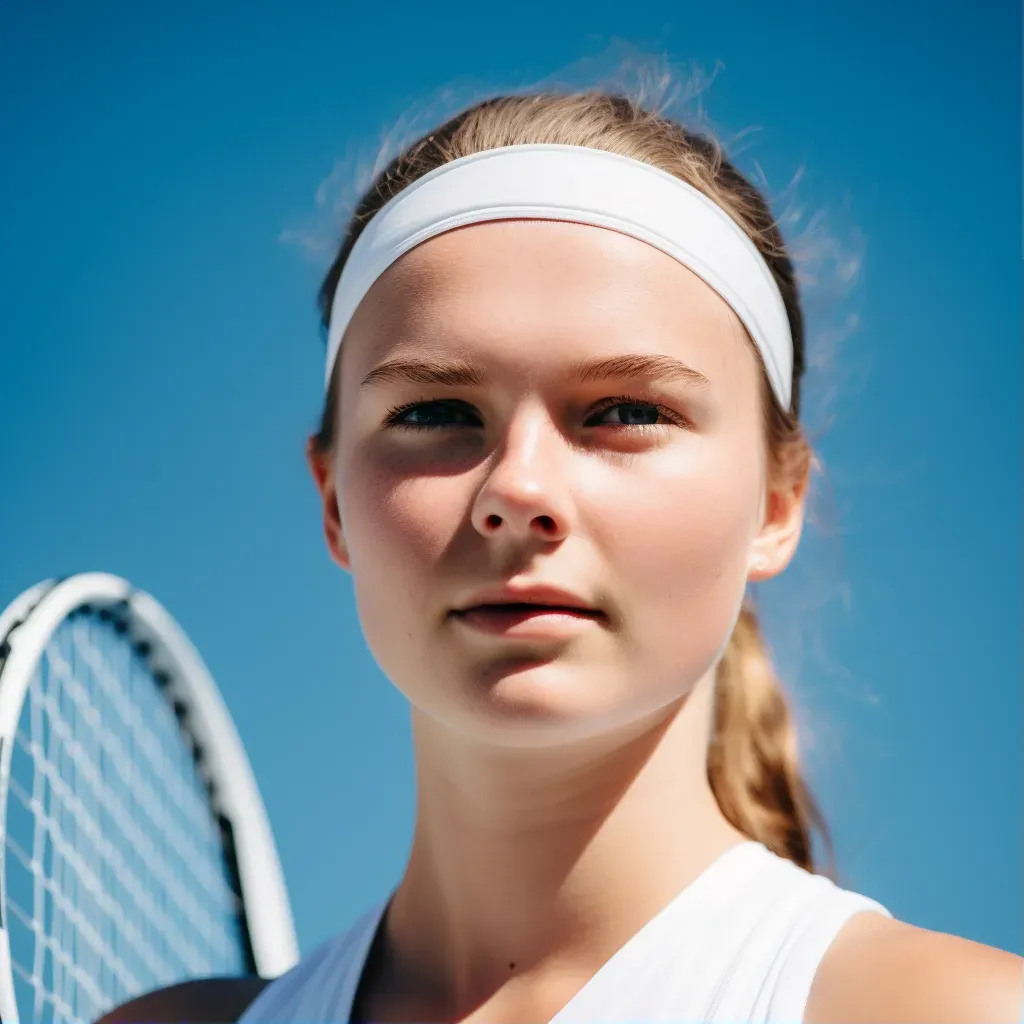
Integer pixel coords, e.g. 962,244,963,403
0,573,298,1024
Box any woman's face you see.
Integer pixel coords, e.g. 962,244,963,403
316,220,801,748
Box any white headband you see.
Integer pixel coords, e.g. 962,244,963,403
325,144,793,408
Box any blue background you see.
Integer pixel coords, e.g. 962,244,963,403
1,0,1020,961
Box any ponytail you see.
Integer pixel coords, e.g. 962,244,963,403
708,602,833,875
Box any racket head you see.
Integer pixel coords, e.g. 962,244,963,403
0,574,298,1024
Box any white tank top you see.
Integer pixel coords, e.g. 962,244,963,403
241,841,890,1023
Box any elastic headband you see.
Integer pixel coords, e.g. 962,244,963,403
325,144,793,408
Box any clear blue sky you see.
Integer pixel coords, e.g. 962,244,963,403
1,0,1020,959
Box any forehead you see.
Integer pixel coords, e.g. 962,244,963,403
341,219,756,385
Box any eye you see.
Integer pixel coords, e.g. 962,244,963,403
384,399,483,430
583,397,682,428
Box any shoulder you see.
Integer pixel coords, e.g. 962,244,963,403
805,911,1024,1023
94,976,271,1024
241,900,390,1022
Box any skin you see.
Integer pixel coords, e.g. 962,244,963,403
99,220,1023,1023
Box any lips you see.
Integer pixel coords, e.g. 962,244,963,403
449,585,606,637
458,602,602,616
451,584,603,618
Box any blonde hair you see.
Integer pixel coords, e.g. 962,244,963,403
313,91,832,874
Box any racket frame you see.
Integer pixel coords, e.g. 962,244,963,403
0,573,299,1023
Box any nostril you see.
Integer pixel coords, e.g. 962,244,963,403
478,512,563,537
534,515,556,533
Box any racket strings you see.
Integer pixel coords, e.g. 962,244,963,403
4,823,124,1015
50,637,239,930
9,733,207,983
69,622,233,887
4,612,248,1024
53,625,237,963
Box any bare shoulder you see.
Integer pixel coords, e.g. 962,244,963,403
805,911,1024,1024
94,976,271,1024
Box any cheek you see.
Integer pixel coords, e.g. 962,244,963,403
351,473,457,566
338,443,465,628
593,437,762,665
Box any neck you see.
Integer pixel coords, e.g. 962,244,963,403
381,672,748,1019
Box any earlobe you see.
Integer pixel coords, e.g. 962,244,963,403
748,468,809,583
748,551,770,581
305,438,351,572
747,534,800,582
323,494,351,572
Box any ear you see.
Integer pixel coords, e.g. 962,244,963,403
306,437,351,572
747,456,810,583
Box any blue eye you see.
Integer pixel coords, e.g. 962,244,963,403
385,400,482,429
584,400,669,427
384,396,681,432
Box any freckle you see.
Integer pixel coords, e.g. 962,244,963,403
509,962,516,970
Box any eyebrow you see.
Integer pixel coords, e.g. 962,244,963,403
359,353,711,391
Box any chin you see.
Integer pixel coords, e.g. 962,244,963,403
445,655,661,749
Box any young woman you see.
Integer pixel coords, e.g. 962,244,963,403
102,92,1022,1023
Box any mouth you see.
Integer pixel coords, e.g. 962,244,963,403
449,600,606,638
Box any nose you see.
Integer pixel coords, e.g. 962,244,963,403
470,406,574,544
